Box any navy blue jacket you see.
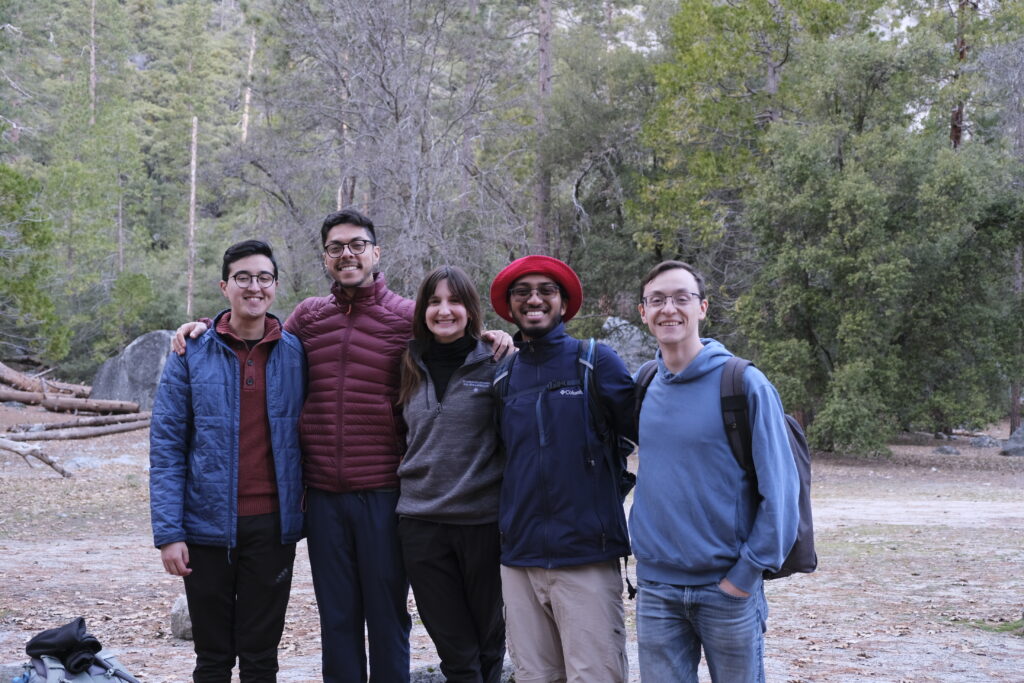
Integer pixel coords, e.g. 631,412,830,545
495,323,636,568
149,312,307,549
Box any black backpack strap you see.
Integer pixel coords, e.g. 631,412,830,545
491,351,517,432
93,654,143,683
721,357,755,477
634,359,658,428
578,338,609,439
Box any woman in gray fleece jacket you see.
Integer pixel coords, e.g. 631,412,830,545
396,265,506,683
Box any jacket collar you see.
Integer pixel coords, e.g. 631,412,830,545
209,310,284,348
331,272,388,307
514,322,570,354
410,337,492,367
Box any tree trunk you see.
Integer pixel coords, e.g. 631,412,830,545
0,437,71,477
187,115,199,318
1012,244,1022,435
12,420,149,441
116,179,125,274
532,0,553,255
241,29,256,143
950,0,973,149
89,0,97,126
8,412,151,433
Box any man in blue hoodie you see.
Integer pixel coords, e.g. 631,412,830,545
630,260,800,683
489,255,636,683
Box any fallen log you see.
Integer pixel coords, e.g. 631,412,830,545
0,361,90,397
0,436,71,477
41,395,139,414
0,386,44,404
0,387,139,414
8,411,152,433
12,419,150,441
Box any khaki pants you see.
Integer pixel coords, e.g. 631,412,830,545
501,561,628,683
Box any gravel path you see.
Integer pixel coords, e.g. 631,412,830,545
1,403,1022,681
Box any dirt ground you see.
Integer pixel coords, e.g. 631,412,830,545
1,402,1022,682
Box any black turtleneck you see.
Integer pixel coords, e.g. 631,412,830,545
423,334,476,401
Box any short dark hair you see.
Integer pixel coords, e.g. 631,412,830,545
321,208,376,246
640,260,706,301
222,240,278,282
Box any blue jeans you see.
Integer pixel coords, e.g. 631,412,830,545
636,579,767,683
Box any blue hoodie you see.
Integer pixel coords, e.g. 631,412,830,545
629,339,799,595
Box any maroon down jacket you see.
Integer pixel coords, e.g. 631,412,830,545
285,274,414,492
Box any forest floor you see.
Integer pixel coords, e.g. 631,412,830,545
0,402,1022,682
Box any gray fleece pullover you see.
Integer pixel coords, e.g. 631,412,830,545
397,339,504,523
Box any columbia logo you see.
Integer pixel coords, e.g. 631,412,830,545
560,388,583,397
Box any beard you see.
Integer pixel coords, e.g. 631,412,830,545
515,310,563,341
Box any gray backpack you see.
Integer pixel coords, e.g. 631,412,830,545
12,651,139,683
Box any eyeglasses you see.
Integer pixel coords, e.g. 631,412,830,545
642,291,702,309
231,271,276,288
325,239,375,257
509,283,561,301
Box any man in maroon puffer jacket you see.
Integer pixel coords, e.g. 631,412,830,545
175,209,510,682
289,209,414,682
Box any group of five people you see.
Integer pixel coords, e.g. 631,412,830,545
149,208,799,683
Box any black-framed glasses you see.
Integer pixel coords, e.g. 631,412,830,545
509,283,561,301
325,239,375,257
231,271,276,288
642,291,702,309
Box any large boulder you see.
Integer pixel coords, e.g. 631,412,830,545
90,330,174,411
600,316,658,374
1000,426,1024,457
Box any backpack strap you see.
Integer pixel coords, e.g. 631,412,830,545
633,359,658,428
721,357,755,477
578,338,598,434
491,350,517,431
38,655,65,683
578,338,601,465
93,653,143,683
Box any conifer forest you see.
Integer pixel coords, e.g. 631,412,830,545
3,0,1024,454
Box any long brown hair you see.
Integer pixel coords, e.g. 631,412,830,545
398,265,483,406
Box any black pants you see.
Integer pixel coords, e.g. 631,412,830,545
305,488,411,682
398,518,505,683
183,513,296,683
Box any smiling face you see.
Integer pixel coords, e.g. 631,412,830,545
508,273,567,340
323,223,380,290
220,254,277,323
425,278,469,344
639,267,707,353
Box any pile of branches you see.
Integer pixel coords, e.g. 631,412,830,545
0,361,149,478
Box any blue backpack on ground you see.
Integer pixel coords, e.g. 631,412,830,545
634,356,817,580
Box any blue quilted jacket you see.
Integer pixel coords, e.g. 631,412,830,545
149,312,307,549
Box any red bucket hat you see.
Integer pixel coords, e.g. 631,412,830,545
490,255,583,324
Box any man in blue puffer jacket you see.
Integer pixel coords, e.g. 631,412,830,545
150,240,306,683
489,255,637,683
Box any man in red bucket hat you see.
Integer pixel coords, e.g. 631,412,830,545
489,255,637,682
